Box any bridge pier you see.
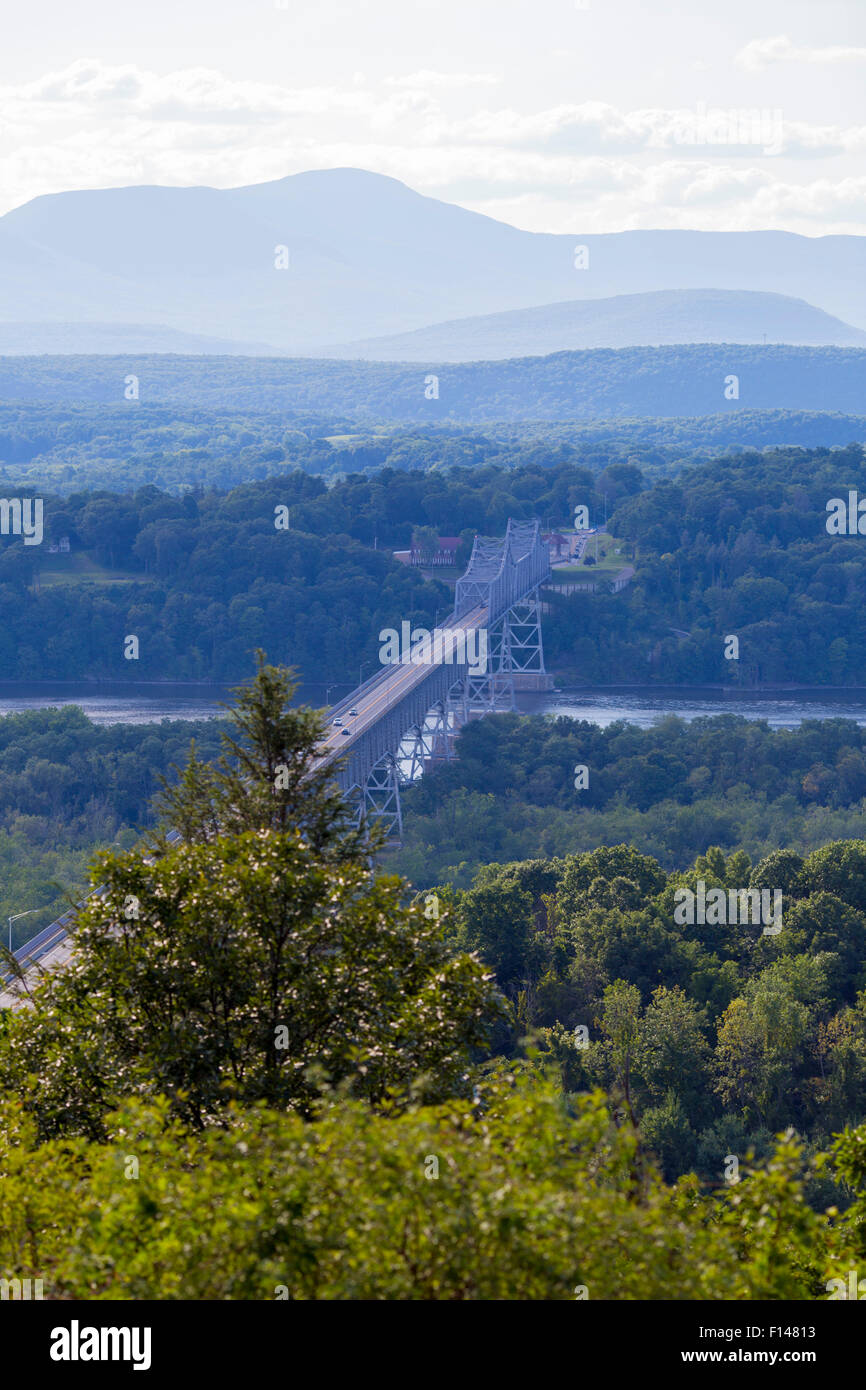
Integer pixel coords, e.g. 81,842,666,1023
501,589,547,680
446,586,549,718
363,754,403,838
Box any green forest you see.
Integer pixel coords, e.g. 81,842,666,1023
0,344,865,422
3,662,866,1301
2,441,866,685
0,707,224,948
549,441,866,684
395,711,866,886
3,398,863,497
0,458,611,681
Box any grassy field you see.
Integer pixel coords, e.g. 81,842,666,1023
550,537,630,580
34,552,139,587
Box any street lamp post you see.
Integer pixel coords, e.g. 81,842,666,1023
8,908,39,954
359,661,369,687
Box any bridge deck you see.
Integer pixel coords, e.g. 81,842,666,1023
3,518,550,1006
314,605,488,769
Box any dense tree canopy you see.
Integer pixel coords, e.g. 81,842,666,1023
0,661,502,1138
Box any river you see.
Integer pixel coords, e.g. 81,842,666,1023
516,686,866,730
2,681,866,729
0,680,352,726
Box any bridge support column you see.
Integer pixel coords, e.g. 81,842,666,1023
401,700,453,780
501,588,546,678
363,754,403,839
402,724,428,782
423,700,454,763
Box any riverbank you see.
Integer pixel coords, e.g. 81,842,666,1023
519,685,866,731
3,680,866,730
551,681,866,695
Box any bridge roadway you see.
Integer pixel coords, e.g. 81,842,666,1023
313,604,488,770
2,615,489,998
3,518,549,1003
0,830,184,996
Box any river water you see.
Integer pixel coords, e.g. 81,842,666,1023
0,681,352,726
2,681,866,729
517,687,866,730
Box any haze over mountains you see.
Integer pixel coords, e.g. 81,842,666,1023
321,290,866,361
0,322,279,356
2,168,866,357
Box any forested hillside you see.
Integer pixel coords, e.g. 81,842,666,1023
0,460,610,681
2,443,866,684
396,713,866,887
0,344,865,422
0,707,223,947
1,397,864,496
546,441,866,684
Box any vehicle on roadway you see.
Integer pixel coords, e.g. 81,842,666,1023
349,708,359,716
341,728,351,736
333,717,343,726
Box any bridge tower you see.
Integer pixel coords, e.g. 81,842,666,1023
447,519,550,725
326,518,552,841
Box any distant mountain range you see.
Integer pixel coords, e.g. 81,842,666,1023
320,289,866,361
0,322,278,356
2,168,866,354
2,345,865,423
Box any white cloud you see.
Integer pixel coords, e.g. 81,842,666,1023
384,70,500,88
427,101,866,161
2,59,376,124
737,35,866,73
3,59,864,165
2,57,866,236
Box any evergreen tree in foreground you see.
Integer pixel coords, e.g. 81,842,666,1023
150,650,367,860
0,655,504,1137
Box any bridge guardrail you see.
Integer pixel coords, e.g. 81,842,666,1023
2,830,183,987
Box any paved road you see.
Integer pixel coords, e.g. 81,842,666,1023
0,830,184,1010
2,618,490,1008
314,605,488,768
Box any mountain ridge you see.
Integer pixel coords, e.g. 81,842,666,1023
0,344,864,423
317,288,866,361
2,168,866,349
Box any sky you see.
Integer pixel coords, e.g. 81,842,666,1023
1,0,865,234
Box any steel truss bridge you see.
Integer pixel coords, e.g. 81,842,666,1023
1,519,550,1000
314,518,551,837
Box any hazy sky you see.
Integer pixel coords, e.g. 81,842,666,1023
1,0,865,234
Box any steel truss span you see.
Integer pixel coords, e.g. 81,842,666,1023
316,518,552,840
2,519,551,994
